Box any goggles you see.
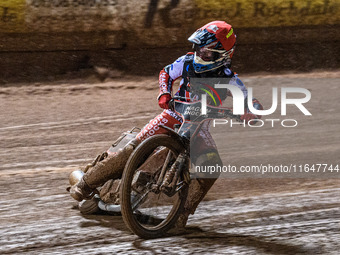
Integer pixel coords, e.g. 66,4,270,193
193,44,234,62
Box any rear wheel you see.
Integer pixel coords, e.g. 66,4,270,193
120,134,188,239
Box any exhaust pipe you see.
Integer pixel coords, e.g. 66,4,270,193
69,170,85,186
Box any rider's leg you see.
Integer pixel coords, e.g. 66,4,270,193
70,139,139,201
135,109,182,141
70,110,181,202
176,177,218,228
176,151,222,228
176,125,222,228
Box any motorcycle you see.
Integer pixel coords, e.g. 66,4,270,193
68,96,240,239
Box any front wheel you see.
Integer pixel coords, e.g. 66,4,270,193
120,134,188,239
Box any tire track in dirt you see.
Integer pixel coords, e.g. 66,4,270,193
0,113,155,172
0,113,154,131
0,177,339,254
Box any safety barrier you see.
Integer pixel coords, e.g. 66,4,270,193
0,0,339,81
1,0,339,50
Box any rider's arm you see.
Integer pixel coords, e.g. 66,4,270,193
158,56,185,109
228,73,263,123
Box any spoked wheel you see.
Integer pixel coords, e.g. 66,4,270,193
120,134,189,239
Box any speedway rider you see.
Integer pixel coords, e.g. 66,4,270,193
70,21,263,228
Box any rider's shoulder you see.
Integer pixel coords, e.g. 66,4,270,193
174,53,194,63
171,53,194,73
171,54,192,66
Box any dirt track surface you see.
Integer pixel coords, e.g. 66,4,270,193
0,71,340,254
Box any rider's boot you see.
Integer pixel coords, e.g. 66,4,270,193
70,139,139,201
70,177,95,202
175,177,217,228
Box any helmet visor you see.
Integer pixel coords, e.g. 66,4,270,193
193,44,232,62
194,45,217,62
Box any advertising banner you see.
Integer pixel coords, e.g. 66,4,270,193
1,0,339,33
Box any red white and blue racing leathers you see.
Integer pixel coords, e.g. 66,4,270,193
136,52,256,156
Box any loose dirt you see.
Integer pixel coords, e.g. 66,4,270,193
0,71,339,254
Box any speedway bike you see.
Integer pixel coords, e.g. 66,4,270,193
119,96,239,238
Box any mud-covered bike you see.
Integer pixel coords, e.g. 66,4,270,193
119,97,239,238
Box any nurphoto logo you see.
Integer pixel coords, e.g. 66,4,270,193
200,83,312,128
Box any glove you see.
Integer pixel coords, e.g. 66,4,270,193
158,94,172,109
241,98,263,125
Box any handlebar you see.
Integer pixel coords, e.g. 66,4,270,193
168,96,241,122
168,96,186,111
